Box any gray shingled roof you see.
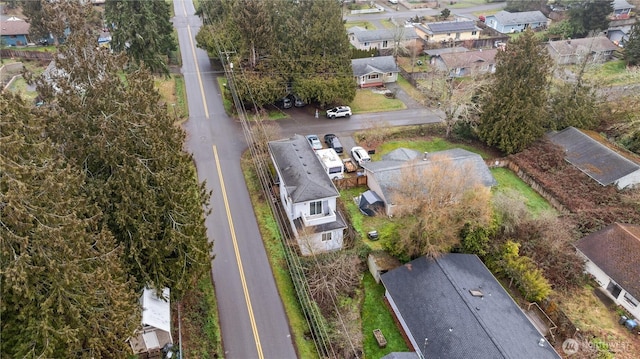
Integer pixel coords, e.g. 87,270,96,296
425,20,477,34
613,0,635,10
361,148,497,203
268,134,339,203
349,27,418,43
491,10,548,26
381,254,561,359
547,36,619,56
547,127,640,186
351,56,399,77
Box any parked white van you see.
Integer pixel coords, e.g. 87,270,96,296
316,148,344,180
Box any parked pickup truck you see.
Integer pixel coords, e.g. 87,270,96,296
343,158,358,173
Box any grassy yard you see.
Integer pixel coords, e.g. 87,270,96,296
490,167,555,216
350,88,406,113
375,137,492,159
361,273,409,358
242,156,319,359
178,276,223,358
345,21,374,30
396,55,431,73
447,0,489,9
585,60,640,87
155,74,189,122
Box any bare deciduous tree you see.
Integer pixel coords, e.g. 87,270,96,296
420,71,486,138
389,154,493,258
302,252,363,312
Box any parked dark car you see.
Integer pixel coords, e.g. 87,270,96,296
276,97,293,109
324,134,343,153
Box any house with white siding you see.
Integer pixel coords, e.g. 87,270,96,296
485,10,549,34
268,135,347,255
575,223,640,320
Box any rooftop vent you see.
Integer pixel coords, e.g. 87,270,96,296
469,289,484,297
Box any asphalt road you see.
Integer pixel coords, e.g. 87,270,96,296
173,1,296,358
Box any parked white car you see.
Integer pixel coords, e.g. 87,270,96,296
351,146,371,166
306,134,322,150
326,106,352,119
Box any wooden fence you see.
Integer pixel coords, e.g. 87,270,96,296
334,175,367,190
0,49,54,61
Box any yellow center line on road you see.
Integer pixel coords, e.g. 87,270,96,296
186,14,209,119
213,145,264,359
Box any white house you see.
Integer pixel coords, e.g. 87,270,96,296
268,134,347,255
485,10,549,34
547,127,640,190
575,223,640,320
348,26,420,51
128,287,173,356
351,55,400,88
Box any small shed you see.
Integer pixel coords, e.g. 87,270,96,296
367,252,401,284
359,190,384,216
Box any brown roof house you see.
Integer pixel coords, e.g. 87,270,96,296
575,223,640,320
547,36,619,65
433,48,498,77
547,127,640,190
0,16,30,46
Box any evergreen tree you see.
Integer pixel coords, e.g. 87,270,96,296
1,93,139,358
624,22,640,67
33,5,211,298
568,0,613,38
477,30,552,154
105,0,177,74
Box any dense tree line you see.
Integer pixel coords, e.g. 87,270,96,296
2,2,211,356
195,0,356,108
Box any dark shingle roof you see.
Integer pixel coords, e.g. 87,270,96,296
268,135,339,203
424,47,469,56
425,20,477,34
349,27,418,43
490,10,548,26
361,148,497,203
380,254,561,359
351,56,399,77
575,223,640,300
547,127,640,187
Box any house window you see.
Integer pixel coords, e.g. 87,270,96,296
472,30,477,35
322,232,332,242
310,201,322,215
624,292,639,307
368,74,379,80
607,280,622,299
387,72,393,76
455,32,461,40
364,42,369,47
382,40,388,48
447,32,451,36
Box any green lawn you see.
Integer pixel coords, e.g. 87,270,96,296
362,273,409,358
216,76,235,115
6,76,37,102
345,21,374,30
448,0,489,9
375,138,492,160
585,60,640,86
350,89,406,113
490,167,555,216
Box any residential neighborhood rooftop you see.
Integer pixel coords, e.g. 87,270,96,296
381,254,561,359
417,20,477,35
547,127,640,187
489,10,548,26
439,48,498,70
547,36,619,56
268,134,339,203
361,148,497,203
348,26,419,43
0,16,30,36
575,223,640,300
351,55,399,77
